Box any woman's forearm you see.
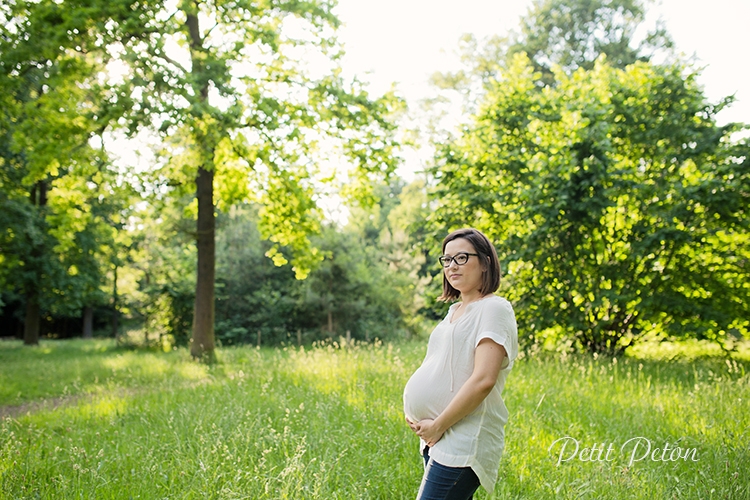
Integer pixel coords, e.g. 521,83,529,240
412,340,506,446
432,373,495,435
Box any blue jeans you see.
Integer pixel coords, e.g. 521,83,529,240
416,446,481,500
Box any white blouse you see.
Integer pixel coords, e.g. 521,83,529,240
403,295,518,493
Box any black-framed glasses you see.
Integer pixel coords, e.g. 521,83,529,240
438,252,479,267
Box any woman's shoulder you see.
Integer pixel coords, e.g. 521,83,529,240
479,295,516,322
480,294,513,311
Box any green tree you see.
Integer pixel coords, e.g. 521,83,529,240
0,0,126,344
431,0,673,110
511,0,672,79
430,54,750,353
100,0,400,360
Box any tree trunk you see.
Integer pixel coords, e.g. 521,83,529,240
82,306,93,339
23,291,40,345
186,9,216,362
112,264,119,339
191,165,216,361
24,180,47,346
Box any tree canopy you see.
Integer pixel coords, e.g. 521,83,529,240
0,0,130,344
430,53,750,353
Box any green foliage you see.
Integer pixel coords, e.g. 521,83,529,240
345,177,446,334
213,205,301,345
301,225,407,342
110,181,435,347
0,191,51,299
430,54,750,353
60,0,404,358
119,196,197,346
1,339,748,498
2,0,401,358
212,201,414,345
101,0,402,278
0,0,132,338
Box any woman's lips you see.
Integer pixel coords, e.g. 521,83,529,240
449,273,461,280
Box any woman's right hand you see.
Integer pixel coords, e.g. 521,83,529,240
406,417,444,447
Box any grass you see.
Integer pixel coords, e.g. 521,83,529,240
0,339,208,407
0,338,748,499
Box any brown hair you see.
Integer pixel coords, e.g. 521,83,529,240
438,228,501,302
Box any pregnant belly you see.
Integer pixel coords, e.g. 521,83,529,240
403,363,454,422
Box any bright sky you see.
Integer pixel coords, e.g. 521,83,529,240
333,0,750,177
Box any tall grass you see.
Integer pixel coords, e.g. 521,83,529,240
1,339,748,499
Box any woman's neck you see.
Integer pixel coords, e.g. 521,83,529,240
460,289,484,305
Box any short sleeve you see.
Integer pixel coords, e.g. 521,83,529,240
474,298,519,370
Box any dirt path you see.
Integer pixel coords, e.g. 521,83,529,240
0,394,85,419
0,383,203,420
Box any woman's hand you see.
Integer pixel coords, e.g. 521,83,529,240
406,417,445,447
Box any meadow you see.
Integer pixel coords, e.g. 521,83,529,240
0,338,748,499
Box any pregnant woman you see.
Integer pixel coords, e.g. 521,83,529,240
403,228,518,500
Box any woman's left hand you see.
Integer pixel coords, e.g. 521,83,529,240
408,418,445,447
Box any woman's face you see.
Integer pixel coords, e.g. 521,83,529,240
443,238,485,297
